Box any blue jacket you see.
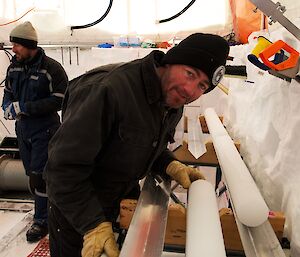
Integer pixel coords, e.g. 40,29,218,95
2,47,68,129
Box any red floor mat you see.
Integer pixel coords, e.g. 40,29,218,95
27,237,50,257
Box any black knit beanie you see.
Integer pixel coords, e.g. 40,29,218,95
162,33,229,93
10,21,38,49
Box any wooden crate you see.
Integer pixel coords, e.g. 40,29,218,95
173,140,240,165
119,200,285,251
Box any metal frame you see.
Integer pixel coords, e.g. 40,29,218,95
249,0,300,41
230,199,286,257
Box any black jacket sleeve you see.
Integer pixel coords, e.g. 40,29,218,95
151,110,182,177
44,79,117,235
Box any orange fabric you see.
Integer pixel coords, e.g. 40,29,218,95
229,0,267,43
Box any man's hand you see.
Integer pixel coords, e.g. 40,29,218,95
3,101,28,120
4,103,14,120
166,160,205,189
82,222,120,257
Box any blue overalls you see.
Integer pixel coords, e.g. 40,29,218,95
2,48,68,226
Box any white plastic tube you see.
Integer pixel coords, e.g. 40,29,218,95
186,180,226,257
203,108,227,137
204,108,269,227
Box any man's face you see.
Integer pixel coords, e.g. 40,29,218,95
11,43,32,62
160,64,210,109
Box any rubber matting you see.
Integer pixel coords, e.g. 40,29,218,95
27,237,50,257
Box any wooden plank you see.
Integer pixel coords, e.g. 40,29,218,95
164,204,186,246
120,199,137,229
119,200,285,251
199,115,223,134
177,115,239,165
219,208,285,251
173,140,240,165
219,208,243,251
184,115,224,133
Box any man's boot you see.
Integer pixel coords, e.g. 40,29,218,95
26,223,48,242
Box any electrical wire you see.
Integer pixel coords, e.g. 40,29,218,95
4,49,13,60
158,0,196,24
0,7,35,26
0,50,13,86
0,47,13,62
71,0,113,31
0,78,6,87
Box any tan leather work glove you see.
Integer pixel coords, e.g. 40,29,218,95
166,160,205,189
82,222,119,257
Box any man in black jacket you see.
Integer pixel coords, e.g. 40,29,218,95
2,21,68,242
44,33,229,257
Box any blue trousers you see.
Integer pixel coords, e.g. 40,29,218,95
34,194,47,225
16,121,58,225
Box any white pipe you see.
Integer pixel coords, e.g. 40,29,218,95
203,109,227,137
0,157,28,191
204,108,269,227
186,180,226,257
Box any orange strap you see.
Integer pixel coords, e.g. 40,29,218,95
259,40,300,71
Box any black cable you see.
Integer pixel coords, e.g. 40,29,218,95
5,49,13,58
4,49,13,62
158,0,196,24
0,78,6,86
70,0,113,31
0,49,12,86
0,48,13,61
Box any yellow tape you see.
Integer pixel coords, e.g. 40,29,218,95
251,36,272,57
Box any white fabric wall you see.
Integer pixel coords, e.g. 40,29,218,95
0,0,300,254
0,0,232,45
0,47,163,140
224,19,300,256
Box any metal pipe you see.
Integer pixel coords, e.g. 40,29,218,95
0,156,28,191
248,0,300,41
3,44,99,50
61,47,64,65
69,47,72,65
76,47,79,65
